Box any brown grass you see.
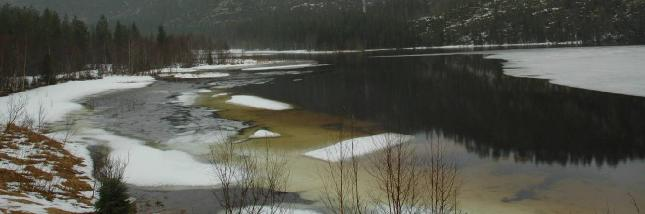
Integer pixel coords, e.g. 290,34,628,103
23,165,54,181
45,207,77,214
0,124,94,209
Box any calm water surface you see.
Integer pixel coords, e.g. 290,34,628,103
234,52,645,213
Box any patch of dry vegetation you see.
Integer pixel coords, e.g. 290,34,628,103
0,124,94,213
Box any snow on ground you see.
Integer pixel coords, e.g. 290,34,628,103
407,41,582,50
249,129,281,139
0,76,155,123
226,95,292,110
65,128,230,187
229,42,581,55
243,64,328,71
154,61,259,73
486,45,645,97
159,72,230,79
304,133,414,162
1,126,96,213
190,61,258,70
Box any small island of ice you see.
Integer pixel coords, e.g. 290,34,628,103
226,95,292,110
249,129,281,139
304,133,414,162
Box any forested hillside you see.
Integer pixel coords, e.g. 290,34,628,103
1,0,644,49
417,0,645,45
0,5,200,95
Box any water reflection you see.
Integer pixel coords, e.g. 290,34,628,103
236,54,645,166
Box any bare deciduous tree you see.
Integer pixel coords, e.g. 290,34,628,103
320,125,367,214
321,130,462,214
4,95,27,132
368,134,421,214
424,140,460,214
210,136,290,214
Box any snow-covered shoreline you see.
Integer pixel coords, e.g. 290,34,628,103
228,41,582,55
63,128,231,187
0,75,155,123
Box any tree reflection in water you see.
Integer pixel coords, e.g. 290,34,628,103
236,53,645,166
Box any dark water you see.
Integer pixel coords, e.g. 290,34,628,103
235,53,645,167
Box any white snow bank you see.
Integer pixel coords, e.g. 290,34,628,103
304,133,414,162
229,42,581,55
0,76,155,123
243,64,327,71
226,95,292,110
486,45,645,97
154,61,258,73
67,128,226,187
191,61,258,70
249,129,281,139
160,72,230,79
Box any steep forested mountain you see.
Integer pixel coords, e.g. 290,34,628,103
1,0,644,48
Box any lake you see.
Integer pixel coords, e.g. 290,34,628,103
230,50,645,213
77,47,645,213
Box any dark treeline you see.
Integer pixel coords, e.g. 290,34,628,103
212,0,645,49
0,4,210,95
1,0,643,50
212,0,425,50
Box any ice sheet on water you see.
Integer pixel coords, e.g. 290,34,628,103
304,133,414,162
249,129,281,138
226,95,293,110
485,45,645,97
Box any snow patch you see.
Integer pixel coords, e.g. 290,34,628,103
160,72,230,79
67,128,229,187
304,133,415,162
243,64,327,71
249,129,281,139
0,76,155,123
226,95,292,110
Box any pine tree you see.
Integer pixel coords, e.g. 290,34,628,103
156,25,166,46
95,15,111,64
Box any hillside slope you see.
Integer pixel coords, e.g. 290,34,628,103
0,125,95,213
